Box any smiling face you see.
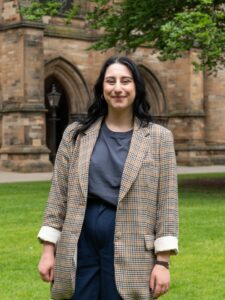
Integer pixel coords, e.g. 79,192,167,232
103,63,136,115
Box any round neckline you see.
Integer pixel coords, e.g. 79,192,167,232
102,122,133,137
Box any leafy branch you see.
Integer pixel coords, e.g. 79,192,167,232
88,0,225,71
20,0,79,24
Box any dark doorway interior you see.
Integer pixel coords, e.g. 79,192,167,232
45,76,69,164
138,66,167,127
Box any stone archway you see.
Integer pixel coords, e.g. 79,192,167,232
45,57,90,162
138,65,167,125
45,56,90,115
44,76,69,163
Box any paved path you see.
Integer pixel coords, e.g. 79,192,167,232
0,165,224,183
0,171,52,183
177,165,225,174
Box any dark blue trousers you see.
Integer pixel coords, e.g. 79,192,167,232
72,198,122,300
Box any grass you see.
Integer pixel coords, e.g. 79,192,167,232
0,182,51,300
164,173,225,300
0,173,225,299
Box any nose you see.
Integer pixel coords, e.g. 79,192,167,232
113,81,122,93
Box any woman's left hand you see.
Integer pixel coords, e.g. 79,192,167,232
150,264,170,299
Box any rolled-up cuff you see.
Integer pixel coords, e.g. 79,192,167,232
37,226,61,244
154,236,178,255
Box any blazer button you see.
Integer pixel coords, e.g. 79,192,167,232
115,231,122,240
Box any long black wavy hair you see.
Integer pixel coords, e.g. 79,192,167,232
74,56,152,139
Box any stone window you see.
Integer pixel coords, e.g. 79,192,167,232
38,0,88,16
38,0,72,13
58,0,73,13
73,0,88,16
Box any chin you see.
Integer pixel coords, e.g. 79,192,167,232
112,105,126,110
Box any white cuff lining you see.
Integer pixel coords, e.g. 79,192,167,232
37,226,61,244
154,236,178,255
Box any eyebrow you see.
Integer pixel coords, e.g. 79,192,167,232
104,76,133,80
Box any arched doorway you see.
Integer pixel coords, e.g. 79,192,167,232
45,76,69,163
138,65,167,125
45,57,90,163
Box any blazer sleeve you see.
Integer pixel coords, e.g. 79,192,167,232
154,129,179,255
38,124,74,243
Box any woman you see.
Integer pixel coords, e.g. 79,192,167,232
38,56,179,300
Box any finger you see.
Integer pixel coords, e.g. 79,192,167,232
39,268,51,282
160,286,168,295
154,283,165,299
40,272,50,282
162,282,170,294
155,284,169,298
49,267,54,282
150,272,156,291
153,283,160,298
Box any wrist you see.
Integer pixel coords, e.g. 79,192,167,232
155,260,170,269
42,241,55,255
156,251,170,262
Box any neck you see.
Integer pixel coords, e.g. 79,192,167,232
105,110,134,132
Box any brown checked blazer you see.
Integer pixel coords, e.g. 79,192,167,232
42,117,178,300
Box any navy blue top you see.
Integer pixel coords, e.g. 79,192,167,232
88,122,133,206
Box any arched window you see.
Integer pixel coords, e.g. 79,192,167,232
44,56,90,162
138,65,168,126
58,0,88,16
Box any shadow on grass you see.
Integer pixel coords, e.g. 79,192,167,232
179,178,225,188
178,173,225,191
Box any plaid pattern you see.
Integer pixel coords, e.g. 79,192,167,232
42,117,178,300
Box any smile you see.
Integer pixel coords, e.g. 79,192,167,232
111,96,126,99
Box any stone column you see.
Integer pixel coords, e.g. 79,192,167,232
169,50,207,165
0,30,3,148
0,25,52,171
185,50,205,145
205,70,225,144
204,70,225,164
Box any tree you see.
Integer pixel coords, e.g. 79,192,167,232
88,0,225,71
20,0,225,71
20,0,79,24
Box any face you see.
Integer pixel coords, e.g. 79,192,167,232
103,63,136,114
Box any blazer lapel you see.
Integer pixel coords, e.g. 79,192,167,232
78,117,150,202
78,118,103,199
118,119,150,203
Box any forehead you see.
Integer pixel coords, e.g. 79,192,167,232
105,63,133,77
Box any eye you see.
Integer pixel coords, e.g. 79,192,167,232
105,78,115,85
122,79,132,84
121,78,133,84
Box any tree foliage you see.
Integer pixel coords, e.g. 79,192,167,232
88,0,225,71
20,0,79,24
20,0,225,71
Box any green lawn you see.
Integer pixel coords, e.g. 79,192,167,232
0,173,225,300
165,173,225,300
0,182,51,300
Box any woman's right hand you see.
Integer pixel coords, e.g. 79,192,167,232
38,242,55,282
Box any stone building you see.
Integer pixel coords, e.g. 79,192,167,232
0,0,225,172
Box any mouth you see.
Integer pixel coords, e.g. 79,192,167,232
111,96,126,99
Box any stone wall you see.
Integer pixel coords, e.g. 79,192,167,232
0,0,21,23
204,69,225,164
0,24,52,171
132,49,208,165
0,28,3,148
0,0,225,171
